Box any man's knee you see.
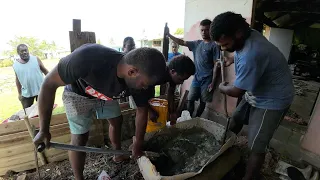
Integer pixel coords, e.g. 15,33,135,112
71,132,89,146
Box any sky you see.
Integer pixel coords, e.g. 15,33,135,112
0,0,185,52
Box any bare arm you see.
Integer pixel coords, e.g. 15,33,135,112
219,84,245,98
167,33,187,46
211,61,221,88
37,57,49,75
15,73,22,96
133,106,149,156
39,66,65,133
167,83,176,114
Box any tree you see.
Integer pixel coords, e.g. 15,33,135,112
174,28,184,35
97,39,102,45
3,36,58,59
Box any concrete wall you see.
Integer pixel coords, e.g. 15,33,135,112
302,94,320,156
182,0,254,115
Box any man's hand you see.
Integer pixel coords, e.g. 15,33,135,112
149,108,159,123
33,131,51,149
219,82,229,93
131,138,144,159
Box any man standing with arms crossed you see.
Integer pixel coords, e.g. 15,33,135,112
166,19,220,118
33,44,167,180
211,12,294,180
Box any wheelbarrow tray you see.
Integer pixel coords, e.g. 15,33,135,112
137,117,236,180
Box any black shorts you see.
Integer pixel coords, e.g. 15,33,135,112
232,99,289,153
21,96,38,109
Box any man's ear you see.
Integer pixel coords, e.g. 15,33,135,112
128,67,139,77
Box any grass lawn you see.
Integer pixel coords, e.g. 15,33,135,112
0,59,65,122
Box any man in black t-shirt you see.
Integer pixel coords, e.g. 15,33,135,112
33,44,167,180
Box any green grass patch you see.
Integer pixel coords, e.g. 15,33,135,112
0,59,65,122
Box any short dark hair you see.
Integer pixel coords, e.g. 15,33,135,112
210,11,250,41
123,47,166,82
200,19,212,26
171,41,178,47
168,55,195,76
123,37,134,46
17,44,27,52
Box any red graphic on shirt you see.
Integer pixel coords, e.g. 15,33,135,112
85,86,113,101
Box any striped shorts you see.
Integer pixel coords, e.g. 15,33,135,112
231,99,289,153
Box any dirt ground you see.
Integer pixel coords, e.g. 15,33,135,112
3,136,300,180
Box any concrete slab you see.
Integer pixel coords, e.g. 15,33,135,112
189,148,241,180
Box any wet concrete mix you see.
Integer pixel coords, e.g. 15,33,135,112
145,127,221,176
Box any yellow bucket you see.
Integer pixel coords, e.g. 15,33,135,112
146,98,168,133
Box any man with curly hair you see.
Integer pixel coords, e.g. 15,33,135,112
211,12,294,180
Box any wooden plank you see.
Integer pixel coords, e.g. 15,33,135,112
0,161,35,176
0,113,67,136
47,152,68,163
69,31,96,52
0,109,133,137
0,123,70,148
0,150,42,168
73,19,81,32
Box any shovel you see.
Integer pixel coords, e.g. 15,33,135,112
37,142,160,158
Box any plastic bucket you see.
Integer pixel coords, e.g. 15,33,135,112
146,98,168,133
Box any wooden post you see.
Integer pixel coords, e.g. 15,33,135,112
160,23,169,95
69,19,96,52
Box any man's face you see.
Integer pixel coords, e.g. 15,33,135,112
169,70,190,85
215,35,236,52
124,68,153,90
215,33,246,52
200,25,210,40
171,43,178,53
18,46,30,60
123,40,136,53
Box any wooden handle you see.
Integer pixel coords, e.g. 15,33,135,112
23,116,48,164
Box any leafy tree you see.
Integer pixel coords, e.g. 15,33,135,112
174,28,184,35
3,36,57,59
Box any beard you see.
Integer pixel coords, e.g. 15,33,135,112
124,78,137,89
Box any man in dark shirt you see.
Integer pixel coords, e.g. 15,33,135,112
166,19,220,118
122,37,136,53
33,44,167,180
133,55,195,124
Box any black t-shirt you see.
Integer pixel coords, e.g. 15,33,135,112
58,44,133,101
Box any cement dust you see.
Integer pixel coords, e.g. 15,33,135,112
144,127,220,176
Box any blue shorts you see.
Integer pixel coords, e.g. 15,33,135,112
62,91,121,134
188,78,213,102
